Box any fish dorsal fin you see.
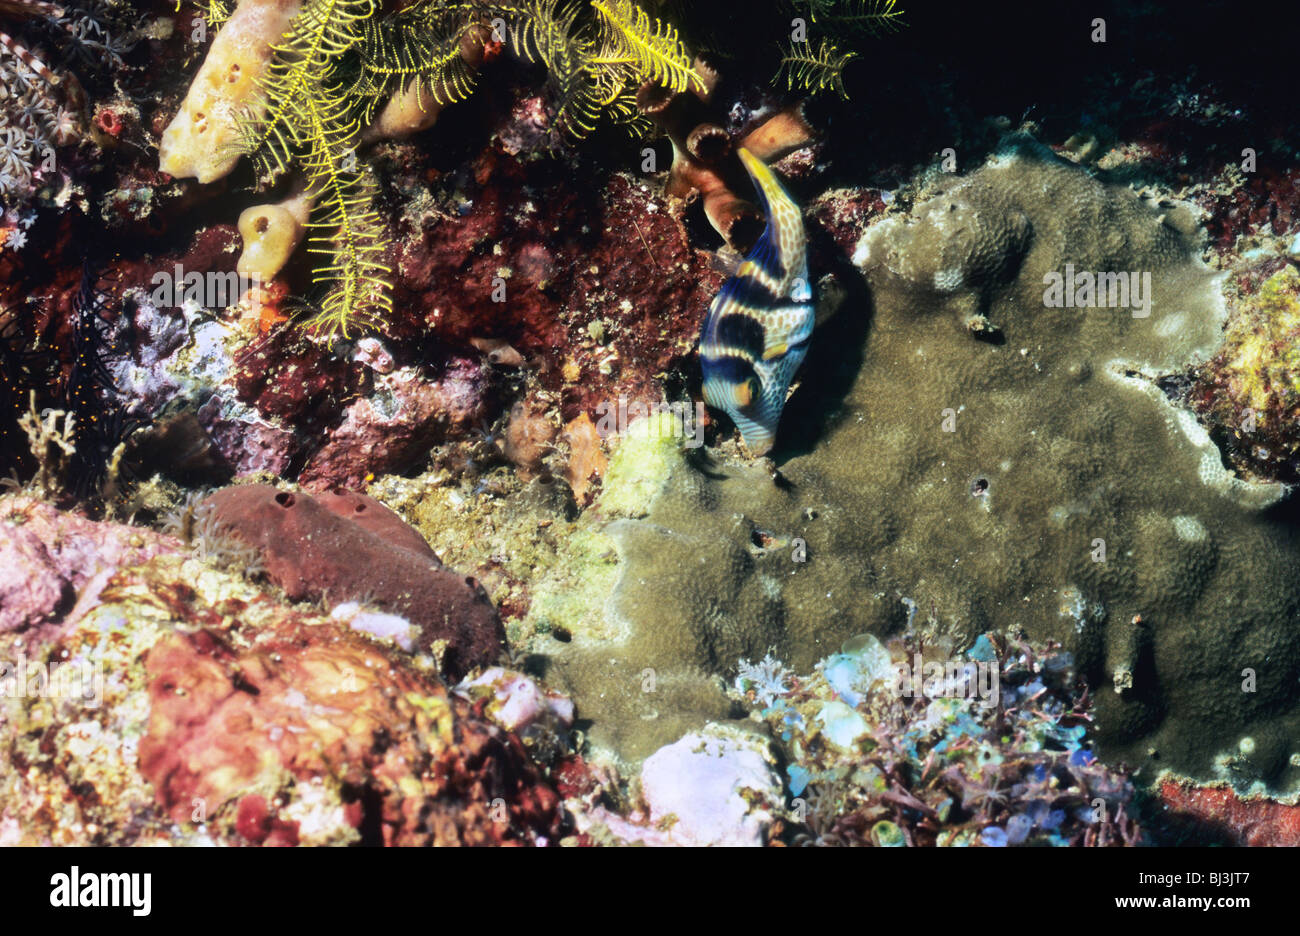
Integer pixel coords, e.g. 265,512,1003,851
736,147,805,277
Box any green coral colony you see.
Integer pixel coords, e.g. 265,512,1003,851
537,139,1300,791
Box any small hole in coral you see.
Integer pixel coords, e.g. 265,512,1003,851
254,216,269,234
275,492,295,508
354,503,365,513
970,477,989,497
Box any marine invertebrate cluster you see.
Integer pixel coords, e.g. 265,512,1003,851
0,268,145,501
0,0,135,201
163,0,703,335
0,505,564,845
736,633,1143,846
1194,264,1300,483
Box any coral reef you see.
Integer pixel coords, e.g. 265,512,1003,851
0,0,137,201
2,0,1299,852
0,493,181,637
1193,265,1300,483
530,138,1300,791
160,0,704,333
739,632,1143,846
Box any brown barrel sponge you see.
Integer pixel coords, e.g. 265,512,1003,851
201,484,502,679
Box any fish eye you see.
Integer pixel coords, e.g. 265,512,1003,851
734,376,760,408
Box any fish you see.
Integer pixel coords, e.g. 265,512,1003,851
699,146,814,456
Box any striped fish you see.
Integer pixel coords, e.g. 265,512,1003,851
699,146,813,456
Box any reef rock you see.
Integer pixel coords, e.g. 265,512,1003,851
201,484,503,679
1156,778,1300,846
637,724,783,846
0,533,561,846
298,360,491,491
0,495,182,638
543,138,1300,789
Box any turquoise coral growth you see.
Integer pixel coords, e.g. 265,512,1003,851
734,632,1144,847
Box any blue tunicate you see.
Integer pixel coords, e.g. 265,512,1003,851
1070,748,1096,767
967,634,997,662
1043,809,1066,830
981,826,1008,847
822,654,865,707
788,765,811,797
1005,814,1033,844
817,700,869,749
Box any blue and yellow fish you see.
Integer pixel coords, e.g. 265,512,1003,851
700,146,814,456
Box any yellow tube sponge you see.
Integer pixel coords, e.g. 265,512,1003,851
359,27,491,145
236,187,314,281
159,0,302,183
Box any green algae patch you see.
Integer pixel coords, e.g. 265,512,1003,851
542,137,1300,788
526,525,624,642
597,411,695,519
